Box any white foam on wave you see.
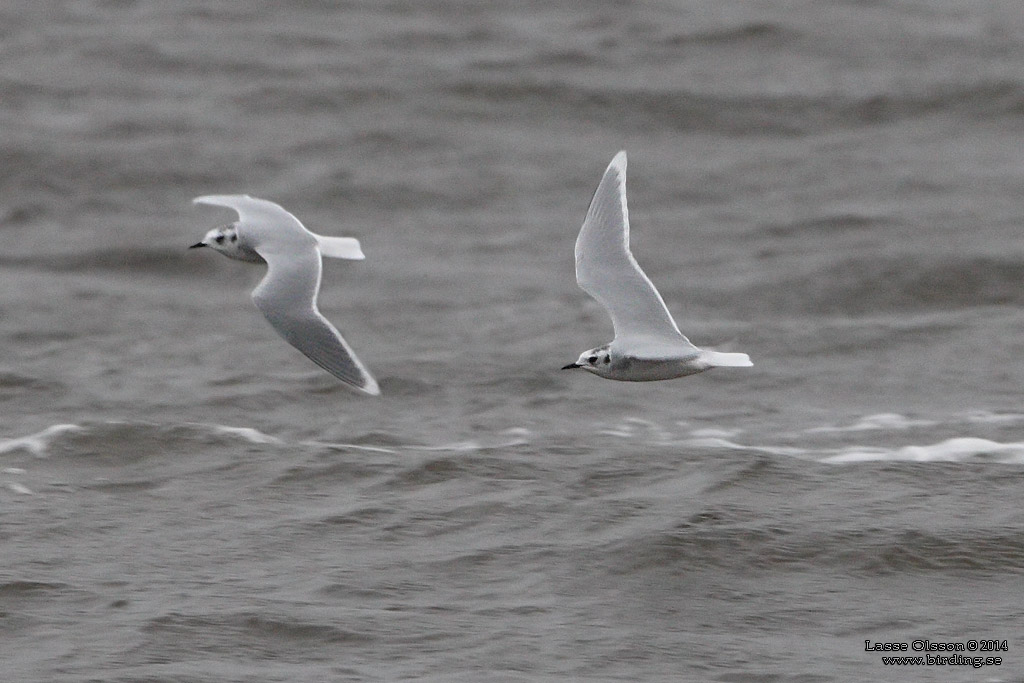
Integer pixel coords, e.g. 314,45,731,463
0,424,85,457
301,440,398,454
682,434,1024,467
682,437,811,458
805,413,936,434
0,422,287,459
304,428,533,456
1,463,33,495
404,428,533,453
205,424,282,445
600,418,673,443
688,426,744,439
824,437,1024,464
807,411,1024,435
0,421,537,465
961,410,1024,425
4,481,33,495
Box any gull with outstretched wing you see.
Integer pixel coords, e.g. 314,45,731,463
563,152,752,381
191,195,379,396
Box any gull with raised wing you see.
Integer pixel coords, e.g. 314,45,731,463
190,195,380,396
563,151,752,381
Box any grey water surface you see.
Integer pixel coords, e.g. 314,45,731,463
2,1,1024,681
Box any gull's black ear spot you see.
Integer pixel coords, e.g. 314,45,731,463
603,356,610,364
230,233,238,243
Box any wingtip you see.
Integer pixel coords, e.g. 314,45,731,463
610,150,627,169
347,239,366,260
358,376,381,396
192,193,254,206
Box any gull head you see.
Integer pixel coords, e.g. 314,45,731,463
190,223,240,252
562,345,612,374
190,223,263,263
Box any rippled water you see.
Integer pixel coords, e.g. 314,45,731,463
2,1,1024,681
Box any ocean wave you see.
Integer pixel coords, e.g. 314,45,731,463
0,580,69,597
0,421,282,460
234,82,398,114
269,453,394,487
599,417,675,444
806,412,1024,435
758,212,893,238
682,432,1024,466
4,481,33,495
0,421,541,486
962,410,1024,425
857,528,1024,573
0,248,217,277
442,79,1024,135
736,253,1024,314
0,370,66,394
604,521,1024,574
825,437,1024,464
805,413,938,433
4,416,1021,471
681,436,810,459
0,424,86,457
139,610,373,662
662,21,798,47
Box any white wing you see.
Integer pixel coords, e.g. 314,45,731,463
251,245,380,395
193,194,307,236
575,152,695,350
193,195,364,259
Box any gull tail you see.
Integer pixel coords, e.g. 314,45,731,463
316,235,365,260
702,350,753,368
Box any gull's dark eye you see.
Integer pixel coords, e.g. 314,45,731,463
588,356,598,364
215,235,225,244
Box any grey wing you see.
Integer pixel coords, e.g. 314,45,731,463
251,246,380,395
575,152,695,348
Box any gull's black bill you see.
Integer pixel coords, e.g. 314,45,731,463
561,362,581,370
189,242,206,249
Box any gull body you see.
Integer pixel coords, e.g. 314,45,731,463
191,194,380,396
563,152,752,381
